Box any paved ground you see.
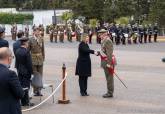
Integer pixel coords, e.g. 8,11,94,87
8,37,165,114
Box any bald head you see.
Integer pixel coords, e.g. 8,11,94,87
0,47,12,61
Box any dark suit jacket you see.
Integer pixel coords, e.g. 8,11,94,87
75,42,94,77
0,38,9,48
13,40,21,68
15,47,33,88
0,64,24,114
13,40,21,55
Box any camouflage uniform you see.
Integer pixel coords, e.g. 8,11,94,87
49,27,54,42
59,27,64,43
25,26,29,37
53,27,58,43
101,36,114,97
29,35,45,94
11,25,17,41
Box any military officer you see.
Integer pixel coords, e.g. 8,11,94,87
148,24,153,43
98,29,114,98
29,27,45,96
15,37,34,106
153,23,158,42
11,24,17,41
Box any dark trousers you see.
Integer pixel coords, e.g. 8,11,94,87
139,34,143,43
50,34,53,42
89,34,92,44
148,35,152,42
21,89,30,105
154,34,157,42
79,76,88,95
121,37,126,45
115,36,120,45
144,34,147,43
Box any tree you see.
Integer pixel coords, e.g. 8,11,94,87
61,11,73,27
148,0,165,27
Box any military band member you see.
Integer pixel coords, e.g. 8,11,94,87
53,26,58,43
29,27,45,96
98,29,114,98
116,24,121,45
109,23,117,43
59,26,64,43
76,27,81,42
49,26,54,42
11,24,17,41
67,27,72,42
25,25,29,37
153,23,158,42
132,24,138,44
143,25,148,43
128,24,133,44
122,24,128,45
88,28,93,44
148,24,152,43
138,25,144,43
39,24,45,37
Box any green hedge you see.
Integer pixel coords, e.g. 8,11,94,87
0,13,33,24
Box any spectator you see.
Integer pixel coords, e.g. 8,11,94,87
0,47,24,114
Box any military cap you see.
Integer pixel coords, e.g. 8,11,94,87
19,37,29,42
0,26,5,33
97,29,108,33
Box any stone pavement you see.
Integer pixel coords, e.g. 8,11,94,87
8,38,165,114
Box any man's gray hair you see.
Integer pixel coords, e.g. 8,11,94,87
0,47,12,60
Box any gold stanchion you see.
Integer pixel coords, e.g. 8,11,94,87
58,63,70,104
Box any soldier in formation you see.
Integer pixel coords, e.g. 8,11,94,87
11,23,17,41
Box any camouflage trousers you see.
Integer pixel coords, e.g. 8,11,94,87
103,68,114,95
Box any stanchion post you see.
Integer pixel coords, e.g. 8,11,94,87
58,63,70,104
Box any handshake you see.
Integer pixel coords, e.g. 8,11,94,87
94,51,101,56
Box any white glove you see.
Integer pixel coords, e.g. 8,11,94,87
106,64,111,68
94,51,99,56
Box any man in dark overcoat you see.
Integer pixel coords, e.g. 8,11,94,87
15,37,34,106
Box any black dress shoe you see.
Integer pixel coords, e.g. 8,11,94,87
81,93,86,96
85,94,90,96
85,93,90,96
34,93,43,96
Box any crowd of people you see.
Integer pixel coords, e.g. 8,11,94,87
0,21,160,114
48,23,159,45
0,24,45,114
